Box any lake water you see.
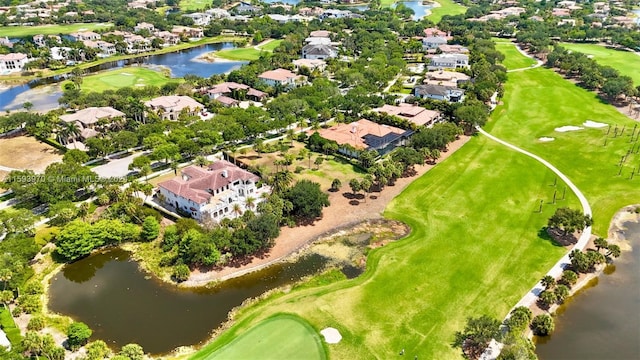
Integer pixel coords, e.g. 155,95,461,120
392,1,435,20
535,220,640,359
0,43,246,111
48,247,359,354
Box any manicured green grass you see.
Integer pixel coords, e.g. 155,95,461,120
193,314,327,360
559,43,640,85
0,306,21,347
495,41,537,70
427,0,467,23
0,23,113,38
69,67,179,93
485,67,640,235
179,0,212,11
215,40,283,61
191,135,575,360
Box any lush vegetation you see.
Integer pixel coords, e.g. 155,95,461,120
494,41,536,70
194,314,327,360
559,42,640,86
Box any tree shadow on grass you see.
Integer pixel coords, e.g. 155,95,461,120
538,226,576,247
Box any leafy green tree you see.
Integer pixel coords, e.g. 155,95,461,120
606,244,621,259
247,213,280,248
284,180,330,222
505,306,532,333
173,264,190,283
452,315,501,360
0,208,37,235
330,178,342,191
559,270,578,287
140,216,160,242
540,275,556,290
548,207,592,236
538,290,557,309
554,284,570,304
178,229,220,266
63,149,89,164
48,200,79,226
85,340,111,359
119,343,145,360
54,220,97,261
349,178,361,197
67,321,92,350
531,314,554,336
594,237,609,253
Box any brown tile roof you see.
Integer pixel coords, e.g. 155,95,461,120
207,82,249,95
372,104,441,127
258,68,297,82
158,161,259,204
59,106,125,126
315,119,406,150
216,95,238,106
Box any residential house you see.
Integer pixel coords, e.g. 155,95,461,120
309,30,332,38
302,44,338,60
558,18,576,26
155,31,180,45
320,9,353,19
171,26,204,39
293,58,327,72
206,8,230,18
206,82,268,102
552,8,571,17
423,70,470,87
422,36,448,50
258,68,300,88
59,106,125,143
0,53,28,73
0,37,12,48
216,96,239,107
372,104,441,127
33,34,46,47
50,47,73,61
234,1,260,14
134,22,156,33
423,27,448,38
183,12,212,26
157,160,269,222
299,7,324,16
428,53,469,70
437,44,469,54
315,119,412,157
69,31,101,42
305,36,332,45
144,95,205,121
413,84,465,103
83,40,116,57
124,34,151,53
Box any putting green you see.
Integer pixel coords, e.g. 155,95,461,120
197,314,327,360
427,0,467,23
0,23,113,38
70,67,178,93
559,42,640,85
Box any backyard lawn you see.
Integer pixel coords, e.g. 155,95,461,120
0,23,112,38
191,135,575,360
495,41,537,70
486,67,640,235
71,67,179,93
194,314,327,360
559,42,640,85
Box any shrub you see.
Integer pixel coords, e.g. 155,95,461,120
67,322,92,350
554,284,570,303
559,270,578,287
505,306,532,332
294,166,305,173
119,343,144,360
531,314,555,336
27,315,45,331
140,216,160,242
537,290,557,309
159,255,176,267
173,264,190,282
85,340,111,360
24,282,44,295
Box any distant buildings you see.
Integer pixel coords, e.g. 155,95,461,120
157,160,269,222
423,70,470,87
258,68,300,88
144,96,205,121
69,31,101,42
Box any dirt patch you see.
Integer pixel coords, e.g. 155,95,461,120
0,136,62,172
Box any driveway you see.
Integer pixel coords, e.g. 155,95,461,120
92,151,150,179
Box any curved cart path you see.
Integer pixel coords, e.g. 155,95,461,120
477,127,592,359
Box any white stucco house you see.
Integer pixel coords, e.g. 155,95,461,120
157,160,270,222
0,53,28,73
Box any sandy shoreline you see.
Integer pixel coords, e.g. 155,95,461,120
193,52,240,63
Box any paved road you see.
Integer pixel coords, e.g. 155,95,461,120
476,127,592,359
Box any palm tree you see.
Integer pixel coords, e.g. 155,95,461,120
232,203,243,218
540,275,556,290
594,237,609,253
245,196,256,211
0,269,11,291
57,121,81,146
271,171,293,194
606,244,621,258
78,202,90,221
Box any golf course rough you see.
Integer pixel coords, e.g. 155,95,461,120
201,314,327,360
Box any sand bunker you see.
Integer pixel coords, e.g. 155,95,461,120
320,328,342,344
539,137,555,142
555,126,583,132
583,120,608,128
121,72,133,76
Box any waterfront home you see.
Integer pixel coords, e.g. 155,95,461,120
437,44,469,54
299,7,324,16
315,119,412,157
258,68,300,88
83,40,116,57
371,104,442,127
413,84,465,103
123,34,152,53
134,22,156,33
423,27,448,38
144,96,205,121
69,31,101,42
154,31,180,45
302,44,338,60
171,26,204,39
157,160,269,221
0,37,12,48
234,1,260,14
206,82,268,102
0,53,28,73
183,12,212,26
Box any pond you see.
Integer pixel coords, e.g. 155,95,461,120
48,247,362,355
392,1,435,20
0,42,247,111
535,220,640,359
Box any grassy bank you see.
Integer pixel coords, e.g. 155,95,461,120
559,42,640,85
190,135,576,359
495,41,537,70
428,0,467,23
68,67,179,93
0,23,113,38
485,67,640,235
214,39,283,61
179,0,211,11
